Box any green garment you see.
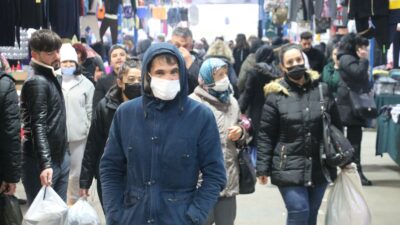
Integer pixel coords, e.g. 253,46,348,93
376,110,400,166
322,61,340,96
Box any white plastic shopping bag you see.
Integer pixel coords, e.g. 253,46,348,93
326,163,372,225
22,186,68,225
67,198,100,225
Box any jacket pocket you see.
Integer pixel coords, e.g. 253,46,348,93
123,189,143,208
160,192,194,225
163,191,194,204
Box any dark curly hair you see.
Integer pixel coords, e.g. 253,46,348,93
338,33,369,56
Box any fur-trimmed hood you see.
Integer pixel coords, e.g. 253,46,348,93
263,70,320,96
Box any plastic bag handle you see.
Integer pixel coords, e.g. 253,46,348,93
43,186,47,200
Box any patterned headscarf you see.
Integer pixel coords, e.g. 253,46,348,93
198,58,227,86
198,58,232,103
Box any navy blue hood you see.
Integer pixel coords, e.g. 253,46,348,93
141,42,188,113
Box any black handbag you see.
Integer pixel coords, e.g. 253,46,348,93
348,89,377,119
0,193,23,225
319,84,354,168
238,147,257,194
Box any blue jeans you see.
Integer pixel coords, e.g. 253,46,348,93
22,152,70,205
278,183,328,225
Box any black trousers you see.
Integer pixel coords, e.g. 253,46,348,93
346,126,363,171
99,17,118,44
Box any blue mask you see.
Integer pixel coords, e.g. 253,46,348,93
61,67,76,76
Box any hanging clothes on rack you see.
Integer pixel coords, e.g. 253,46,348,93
49,0,80,39
288,0,314,22
349,0,390,50
20,0,49,30
167,7,181,27
0,0,20,47
80,0,101,43
99,0,122,44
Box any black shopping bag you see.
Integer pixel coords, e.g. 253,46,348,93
0,193,23,225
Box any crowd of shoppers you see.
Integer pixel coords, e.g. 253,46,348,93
0,25,378,225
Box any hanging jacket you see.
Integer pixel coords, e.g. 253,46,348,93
314,0,337,19
20,59,68,170
80,85,122,189
349,0,389,19
62,75,94,142
0,73,21,184
100,43,226,225
289,0,314,22
20,0,48,29
257,72,341,187
190,87,248,198
49,0,80,39
0,0,20,46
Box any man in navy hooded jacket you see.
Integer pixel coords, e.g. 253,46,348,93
100,42,227,225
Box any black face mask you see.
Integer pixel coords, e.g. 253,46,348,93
286,64,306,80
123,83,141,100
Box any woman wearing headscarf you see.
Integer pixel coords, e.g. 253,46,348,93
189,58,248,225
205,39,239,99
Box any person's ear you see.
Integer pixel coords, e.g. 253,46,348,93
31,51,38,60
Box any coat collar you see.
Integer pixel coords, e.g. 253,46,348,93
30,58,57,78
263,70,320,96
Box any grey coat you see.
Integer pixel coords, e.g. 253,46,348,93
190,87,248,197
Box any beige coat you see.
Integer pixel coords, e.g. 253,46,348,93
190,86,247,197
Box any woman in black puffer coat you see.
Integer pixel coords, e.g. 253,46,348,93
336,33,372,186
79,61,142,205
239,45,280,146
257,44,341,225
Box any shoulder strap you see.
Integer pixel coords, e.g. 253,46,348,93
318,83,325,114
0,72,15,83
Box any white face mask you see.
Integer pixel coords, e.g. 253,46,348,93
150,76,181,100
212,76,230,92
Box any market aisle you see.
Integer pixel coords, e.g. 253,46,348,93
17,131,400,225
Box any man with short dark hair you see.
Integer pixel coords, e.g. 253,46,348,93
100,43,226,225
300,31,327,73
171,26,203,94
20,29,70,204
92,44,127,109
